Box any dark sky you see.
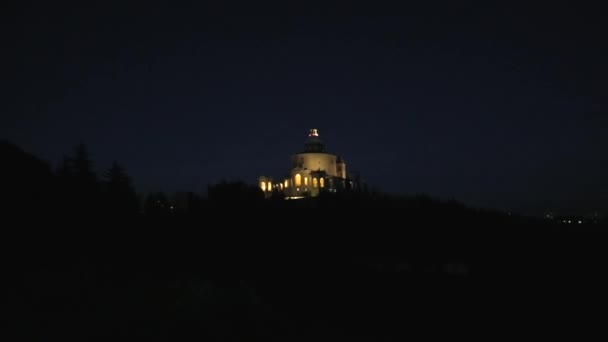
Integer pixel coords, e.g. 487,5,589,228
2,1,607,214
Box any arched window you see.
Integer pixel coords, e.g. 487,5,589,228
284,180,289,188
280,183,283,190
260,182,266,191
268,182,272,191
320,178,325,188
313,178,318,188
304,177,308,186
295,174,301,186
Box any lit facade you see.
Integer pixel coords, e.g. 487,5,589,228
259,129,361,199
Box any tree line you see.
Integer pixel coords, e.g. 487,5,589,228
3,139,604,228
5,139,605,341
3,140,139,216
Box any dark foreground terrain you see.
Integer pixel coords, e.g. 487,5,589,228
9,218,607,341
3,140,607,339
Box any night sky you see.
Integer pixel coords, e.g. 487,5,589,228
2,1,607,215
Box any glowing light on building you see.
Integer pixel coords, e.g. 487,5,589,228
260,182,266,191
304,177,308,186
313,178,318,188
320,178,325,188
295,174,301,186
309,128,319,137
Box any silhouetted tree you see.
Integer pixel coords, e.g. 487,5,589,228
171,191,205,214
207,181,265,207
52,143,101,214
72,143,97,186
103,161,139,215
0,140,53,212
56,155,73,180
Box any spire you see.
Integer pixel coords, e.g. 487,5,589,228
304,128,326,153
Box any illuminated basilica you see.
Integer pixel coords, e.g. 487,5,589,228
259,129,362,199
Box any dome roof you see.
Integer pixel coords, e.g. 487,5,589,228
303,129,326,153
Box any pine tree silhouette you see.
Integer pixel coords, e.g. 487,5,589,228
103,161,139,215
54,143,101,215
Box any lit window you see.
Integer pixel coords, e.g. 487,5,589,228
260,182,266,191
280,184,283,190
295,174,301,186
268,182,272,191
313,178,318,188
296,188,300,192
304,177,308,186
320,178,325,188
284,180,289,188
